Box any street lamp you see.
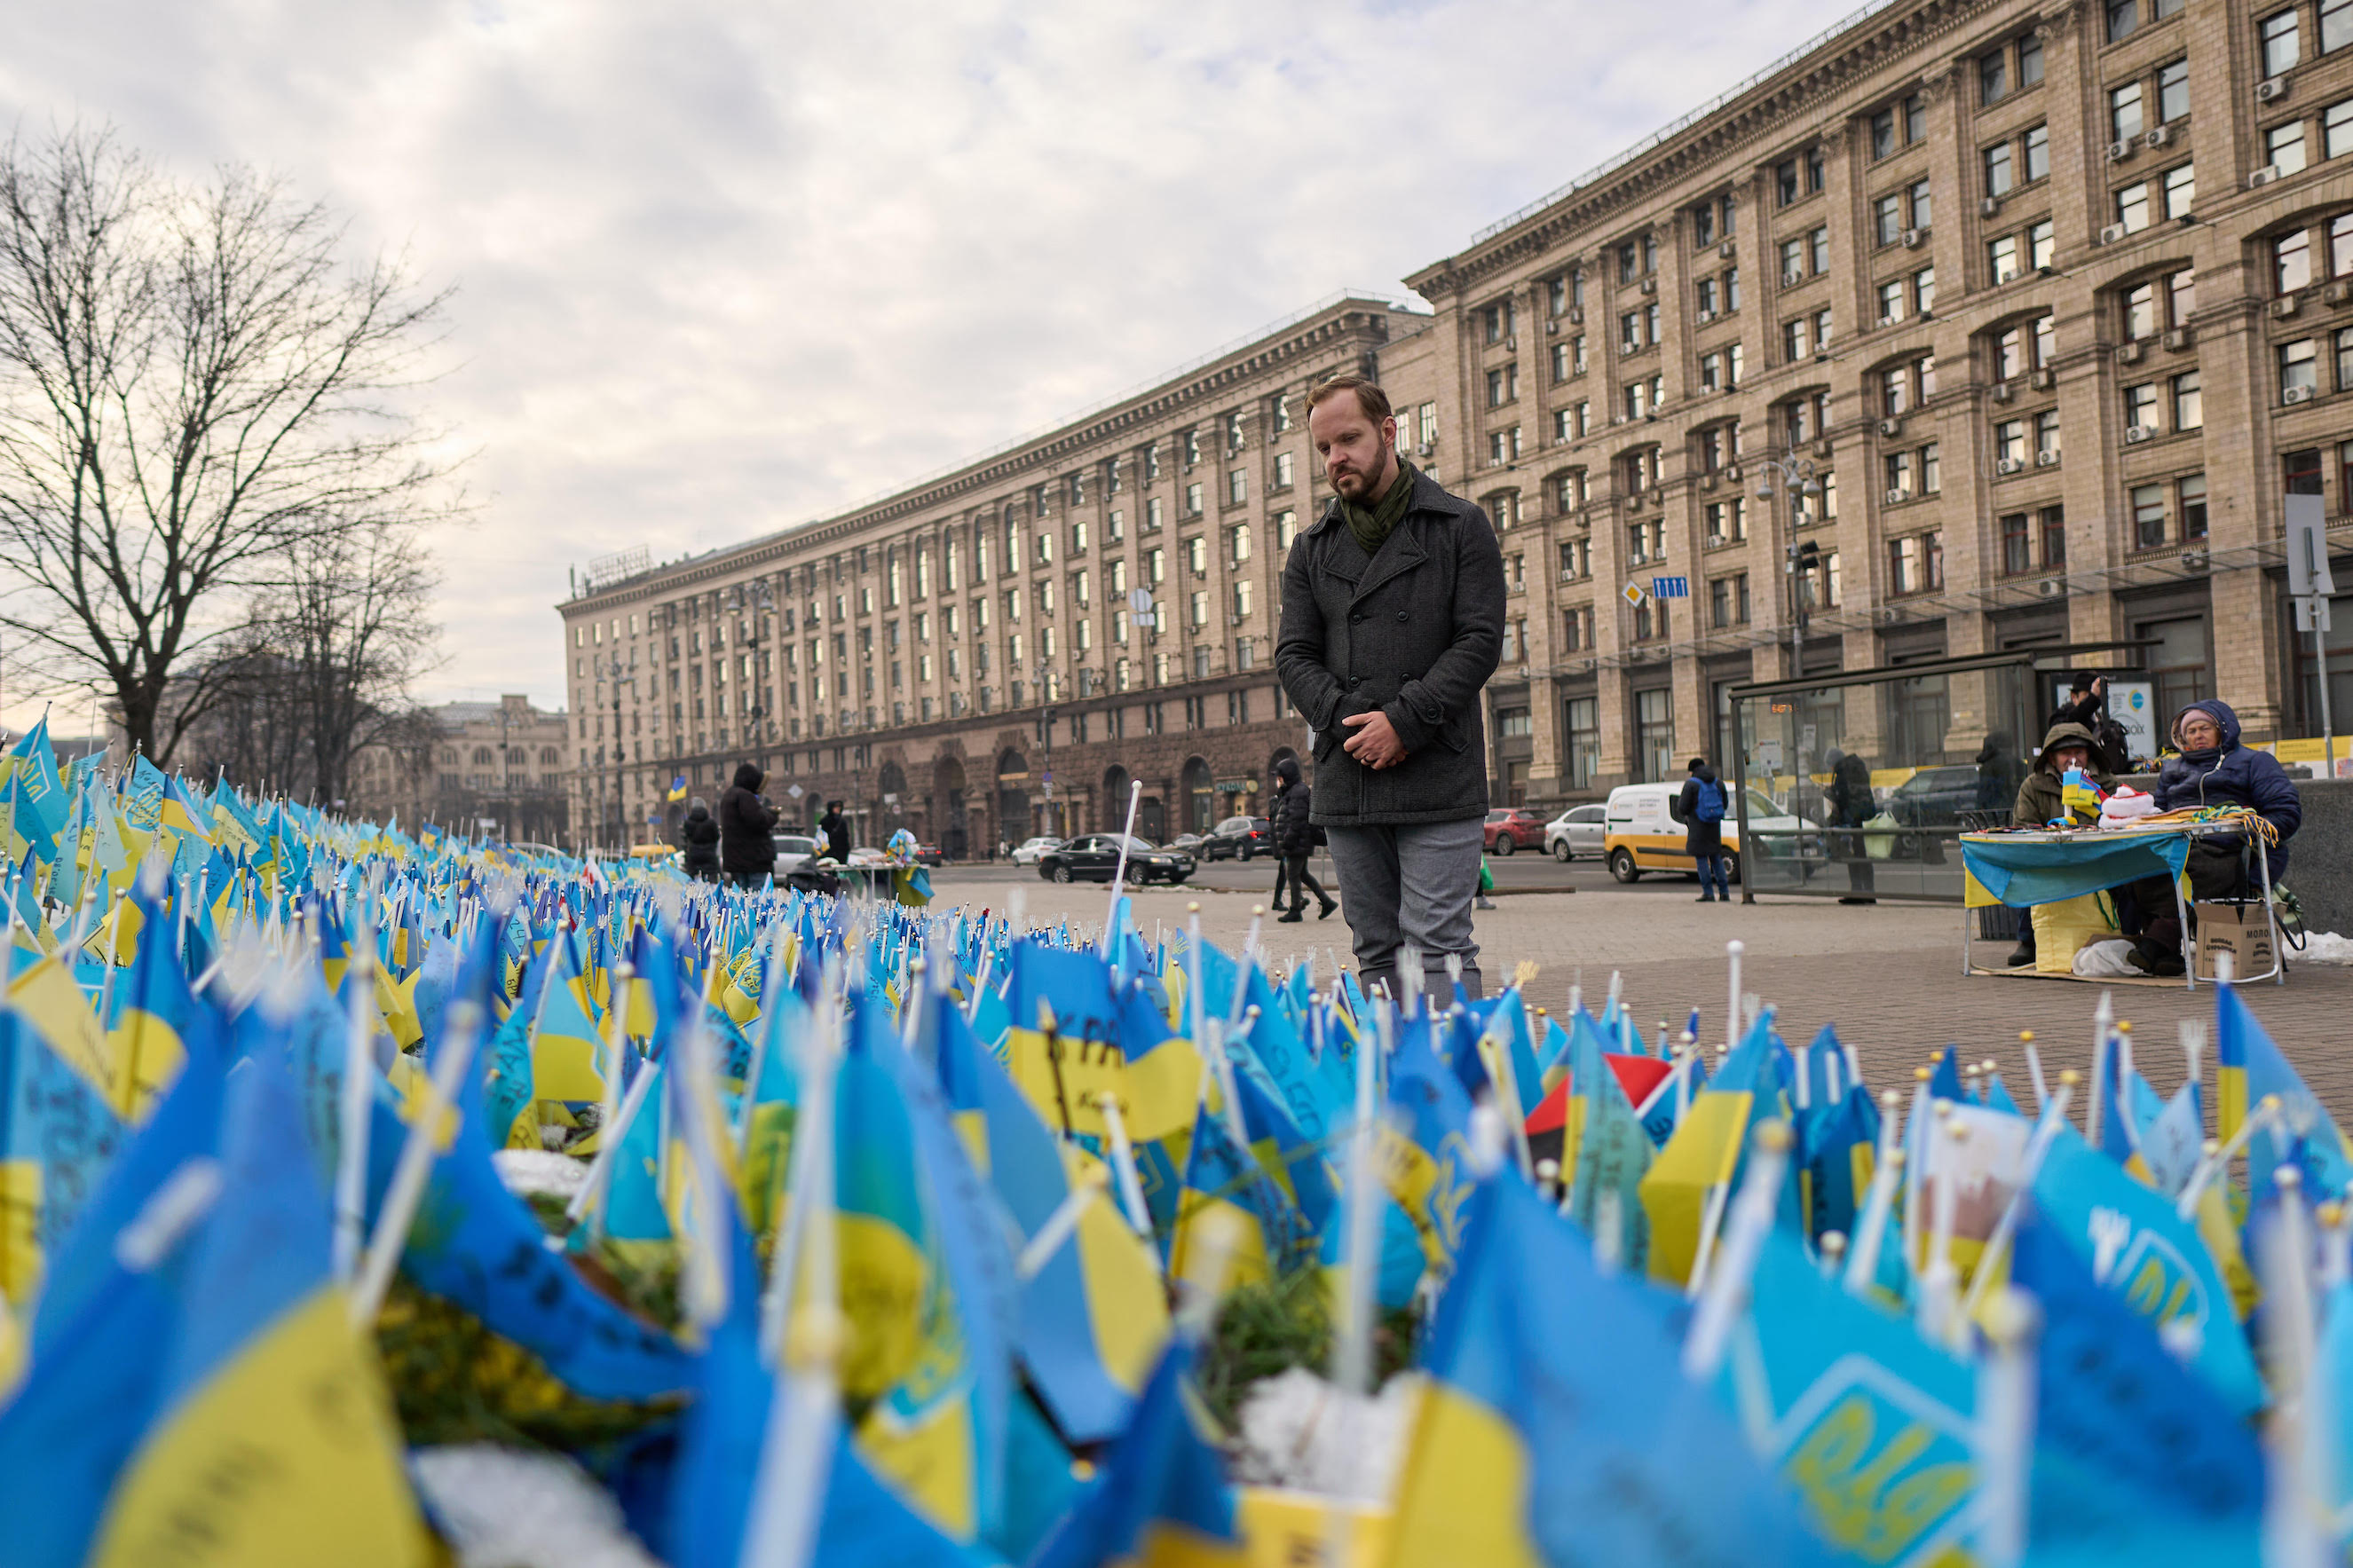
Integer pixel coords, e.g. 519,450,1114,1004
604,653,631,851
1754,454,1824,679
1032,658,1060,838
727,578,779,747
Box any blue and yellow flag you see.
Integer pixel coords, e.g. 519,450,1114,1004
1390,1172,1838,1568
85,1049,430,1566
1640,1010,1779,1287
2217,978,2351,1205
0,1000,129,1309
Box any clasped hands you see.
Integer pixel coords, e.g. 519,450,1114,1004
1342,710,1408,770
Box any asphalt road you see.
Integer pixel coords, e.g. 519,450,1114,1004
920,847,1713,898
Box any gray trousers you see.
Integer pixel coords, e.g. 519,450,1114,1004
1324,816,1484,1001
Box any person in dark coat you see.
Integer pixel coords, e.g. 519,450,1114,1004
2047,674,2133,774
1826,749,1876,903
2001,721,2113,966
717,762,779,887
678,798,721,881
2129,699,2304,973
1276,374,1505,1000
1675,757,1730,903
1268,757,1336,923
819,800,851,864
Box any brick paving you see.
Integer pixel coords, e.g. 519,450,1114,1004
936,870,2353,1120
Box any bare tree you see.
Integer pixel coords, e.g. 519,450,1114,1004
0,123,459,761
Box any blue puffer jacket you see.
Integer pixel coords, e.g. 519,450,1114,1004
2153,699,2302,875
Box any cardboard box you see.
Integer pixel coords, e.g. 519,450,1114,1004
2195,902,2278,981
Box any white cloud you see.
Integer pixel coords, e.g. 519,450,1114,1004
0,0,1830,717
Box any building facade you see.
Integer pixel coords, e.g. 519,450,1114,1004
557,301,1440,854
562,0,2353,844
350,695,571,843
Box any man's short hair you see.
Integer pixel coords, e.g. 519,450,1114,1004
2070,672,2097,693
1307,373,1394,428
1689,757,1707,772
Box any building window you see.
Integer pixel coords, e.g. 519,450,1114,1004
1227,468,1246,505
2173,369,2203,429
1709,573,1750,628
1888,532,1942,595
1870,105,1898,160
1884,450,1914,500
1984,141,2014,197
2155,57,2189,123
2328,98,2353,160
1186,482,1204,516
2035,410,2061,460
1915,266,1935,314
2041,505,2066,567
1634,689,1674,781
1272,452,1294,488
1874,193,1904,247
2111,82,2144,143
2329,0,2353,51
1980,47,2008,106
1563,604,1594,651
2132,483,2168,548
2279,229,2313,294
2000,512,2032,576
2283,337,2319,401
2107,0,2138,44
2270,121,2309,175
1877,279,1905,325
2263,7,2302,75
2116,180,2151,234
2180,474,2208,540
2162,162,2195,219
1566,697,1600,789
1995,418,2025,465
2023,124,2050,184
2124,382,2158,429
1988,233,2018,284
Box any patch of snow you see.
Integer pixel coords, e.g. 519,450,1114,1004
412,1445,660,1568
2299,932,2353,965
491,1148,590,1201
1228,1367,1418,1502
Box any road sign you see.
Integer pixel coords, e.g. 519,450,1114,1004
1652,575,1690,599
1622,582,1647,607
2288,492,2336,597
2298,595,2334,633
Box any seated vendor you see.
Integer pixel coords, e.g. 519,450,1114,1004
2002,721,2115,966
2127,699,2304,969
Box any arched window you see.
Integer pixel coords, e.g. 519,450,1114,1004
472,746,493,765
539,747,558,766
1181,756,1214,835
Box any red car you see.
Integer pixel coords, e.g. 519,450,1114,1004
1483,808,1545,855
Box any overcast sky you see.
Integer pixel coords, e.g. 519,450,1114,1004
0,0,1836,724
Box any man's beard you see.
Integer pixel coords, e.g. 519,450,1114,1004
1333,442,1394,500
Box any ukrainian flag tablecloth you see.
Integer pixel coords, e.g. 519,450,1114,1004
1959,829,2191,910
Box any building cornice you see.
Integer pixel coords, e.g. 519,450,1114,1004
1405,0,2002,301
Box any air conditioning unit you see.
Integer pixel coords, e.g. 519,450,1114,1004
1567,307,1584,324
2327,280,2353,306
1416,441,1435,457
1700,473,1717,491
1698,308,1717,324
2285,384,2317,405
2249,164,2286,189
2036,449,2061,467
2099,223,2129,246
1545,319,1559,335
2030,368,2056,390
1718,241,1738,259
1994,266,2019,285
2164,327,2193,350
1980,196,2002,217
1875,609,1904,626
2257,75,2291,104
1813,437,1835,458
2037,577,2067,599
1993,382,2015,404
1620,341,1640,357
2144,124,2175,149
2107,139,2134,162
2273,295,2301,319
1725,463,1742,482
1901,228,1926,248
1996,456,2026,475
1878,417,1903,437
1884,487,1910,505
2123,425,2155,445
1639,277,1658,295
1504,335,1518,351
2118,340,2145,364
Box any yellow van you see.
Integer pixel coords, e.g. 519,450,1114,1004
1600,781,1805,884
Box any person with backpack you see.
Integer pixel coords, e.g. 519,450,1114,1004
1677,756,1730,904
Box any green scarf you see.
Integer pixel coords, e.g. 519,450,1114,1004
1338,458,1417,555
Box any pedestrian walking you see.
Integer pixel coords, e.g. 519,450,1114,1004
821,800,852,864
1275,373,1505,1000
1677,757,1730,903
1268,757,1336,923
718,763,779,889
678,797,720,881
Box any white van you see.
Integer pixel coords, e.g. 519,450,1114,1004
1600,781,1804,884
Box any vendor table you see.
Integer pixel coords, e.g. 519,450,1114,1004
1957,818,2285,988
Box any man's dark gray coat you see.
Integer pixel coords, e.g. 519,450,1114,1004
1275,468,1506,826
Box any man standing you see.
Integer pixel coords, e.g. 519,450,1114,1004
1276,374,1504,1000
1677,757,1730,903
1268,756,1335,923
717,763,779,888
820,800,852,863
2047,673,2132,773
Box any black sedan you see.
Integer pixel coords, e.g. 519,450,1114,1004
1037,833,1195,885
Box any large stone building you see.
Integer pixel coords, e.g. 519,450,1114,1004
563,0,2353,848
350,696,571,844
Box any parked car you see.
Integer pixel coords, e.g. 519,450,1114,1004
1482,808,1545,855
912,841,945,866
1036,833,1195,885
1883,765,1986,829
1599,781,1807,885
1010,836,1064,865
1544,805,1607,862
1207,815,1274,861
772,833,819,876
1169,832,1207,856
